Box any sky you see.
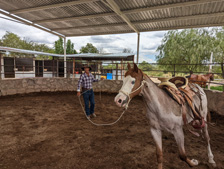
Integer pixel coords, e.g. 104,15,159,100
0,13,168,63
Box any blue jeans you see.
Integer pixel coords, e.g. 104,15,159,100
83,89,95,116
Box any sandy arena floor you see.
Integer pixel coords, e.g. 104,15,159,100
0,92,223,169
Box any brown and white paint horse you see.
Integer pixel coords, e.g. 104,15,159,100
114,63,216,169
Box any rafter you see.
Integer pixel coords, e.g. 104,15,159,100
10,0,99,14
50,12,224,32
102,0,139,33
65,22,224,37
33,0,221,24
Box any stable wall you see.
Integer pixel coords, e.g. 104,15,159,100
0,78,223,116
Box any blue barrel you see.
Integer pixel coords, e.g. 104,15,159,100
107,73,113,80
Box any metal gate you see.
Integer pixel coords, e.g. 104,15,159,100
4,57,15,78
35,60,43,77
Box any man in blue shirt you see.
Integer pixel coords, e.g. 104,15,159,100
77,65,103,119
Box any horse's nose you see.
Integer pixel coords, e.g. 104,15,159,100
118,99,122,103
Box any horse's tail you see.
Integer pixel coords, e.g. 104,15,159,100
207,111,211,123
206,111,216,127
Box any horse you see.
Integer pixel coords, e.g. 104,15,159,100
114,63,216,169
188,73,214,88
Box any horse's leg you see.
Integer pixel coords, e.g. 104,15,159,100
204,123,216,167
173,127,199,167
150,128,163,169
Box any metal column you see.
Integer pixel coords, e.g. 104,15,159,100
137,33,140,64
0,53,1,80
64,37,67,78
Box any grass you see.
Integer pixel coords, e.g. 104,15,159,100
209,86,224,92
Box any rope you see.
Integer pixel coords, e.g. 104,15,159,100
77,80,147,126
78,90,127,126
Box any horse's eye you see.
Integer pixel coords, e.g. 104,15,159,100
131,80,135,85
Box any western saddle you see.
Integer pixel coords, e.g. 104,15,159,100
158,77,205,135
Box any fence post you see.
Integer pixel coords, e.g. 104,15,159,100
173,64,176,77
116,63,118,80
94,62,96,78
52,57,55,77
0,53,1,80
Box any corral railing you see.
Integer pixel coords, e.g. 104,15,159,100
0,58,223,91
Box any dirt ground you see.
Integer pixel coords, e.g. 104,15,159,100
0,92,223,169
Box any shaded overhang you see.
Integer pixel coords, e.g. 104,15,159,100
0,0,223,38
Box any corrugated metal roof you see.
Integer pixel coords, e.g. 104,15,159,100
0,0,223,37
0,46,134,61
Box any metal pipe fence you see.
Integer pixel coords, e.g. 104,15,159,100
0,59,223,91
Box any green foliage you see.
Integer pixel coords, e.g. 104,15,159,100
54,38,77,54
103,64,116,69
138,61,153,71
156,29,214,72
54,37,64,54
80,43,99,53
0,32,53,58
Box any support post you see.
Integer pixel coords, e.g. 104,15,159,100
208,52,213,90
121,59,123,80
116,63,118,80
57,59,59,77
64,37,67,78
53,56,55,77
33,56,35,76
173,64,176,77
73,58,75,78
137,33,140,64
0,53,2,80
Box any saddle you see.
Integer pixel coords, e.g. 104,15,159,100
158,77,205,135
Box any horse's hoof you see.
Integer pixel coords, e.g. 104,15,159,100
191,159,199,166
211,162,216,168
209,159,216,167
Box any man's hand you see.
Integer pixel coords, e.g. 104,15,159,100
77,92,81,97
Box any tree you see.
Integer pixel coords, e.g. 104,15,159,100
54,38,77,54
122,48,133,53
138,61,153,71
54,37,64,54
80,43,99,53
66,39,77,54
156,29,213,72
0,32,53,58
1,32,23,49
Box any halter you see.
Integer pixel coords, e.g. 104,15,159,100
119,79,147,109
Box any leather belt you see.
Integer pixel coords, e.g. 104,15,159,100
82,87,92,92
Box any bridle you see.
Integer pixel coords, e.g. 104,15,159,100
119,78,147,109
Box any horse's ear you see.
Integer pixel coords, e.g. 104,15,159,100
127,62,131,70
134,63,138,73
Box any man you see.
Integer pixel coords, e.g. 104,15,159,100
77,64,103,119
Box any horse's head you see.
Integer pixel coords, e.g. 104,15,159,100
209,73,214,81
114,63,144,109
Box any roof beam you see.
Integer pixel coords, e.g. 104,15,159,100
65,22,224,37
102,0,139,33
51,11,224,31
0,10,65,38
33,0,222,24
139,22,224,33
35,12,116,24
123,0,222,14
10,0,99,14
